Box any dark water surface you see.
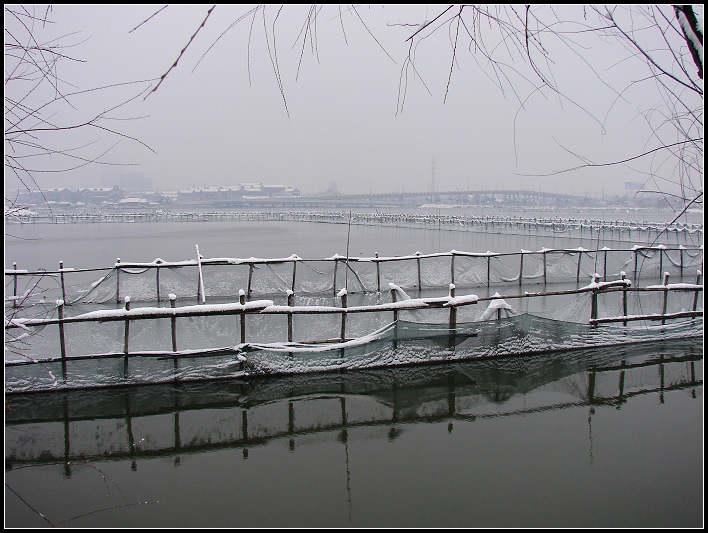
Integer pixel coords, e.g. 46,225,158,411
4,212,704,527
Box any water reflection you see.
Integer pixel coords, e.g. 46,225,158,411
6,340,702,471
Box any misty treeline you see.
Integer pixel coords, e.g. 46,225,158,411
4,5,703,218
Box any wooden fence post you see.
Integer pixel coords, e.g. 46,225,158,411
116,258,121,304
390,286,398,322
519,251,524,286
123,296,131,354
287,291,294,342
450,252,456,286
693,271,702,311
661,272,670,324
590,289,598,327
170,294,177,352
340,289,348,341
57,299,67,363
291,260,297,293
12,262,18,308
416,252,422,291
542,250,547,284
59,261,67,305
240,289,246,344
448,284,457,329
156,264,161,302
621,272,628,326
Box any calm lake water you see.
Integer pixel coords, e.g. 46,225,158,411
4,209,704,527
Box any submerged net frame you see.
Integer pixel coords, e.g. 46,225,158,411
5,273,703,392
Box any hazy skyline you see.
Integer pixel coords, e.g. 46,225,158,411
5,5,703,199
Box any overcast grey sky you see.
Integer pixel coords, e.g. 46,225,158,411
5,4,703,198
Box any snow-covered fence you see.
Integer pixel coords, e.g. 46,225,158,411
7,209,703,243
5,277,702,373
6,245,703,307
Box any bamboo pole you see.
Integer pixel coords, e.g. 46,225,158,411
692,271,701,311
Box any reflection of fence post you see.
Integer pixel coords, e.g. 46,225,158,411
693,271,702,311
239,289,246,344
661,272,670,324
116,258,121,304
287,291,294,342
123,296,131,354
588,369,596,403
375,252,381,293
170,294,177,352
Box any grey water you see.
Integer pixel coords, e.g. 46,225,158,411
4,211,704,527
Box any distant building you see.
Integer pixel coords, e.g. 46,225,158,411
176,184,300,203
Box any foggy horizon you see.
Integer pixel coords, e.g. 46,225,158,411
5,5,703,201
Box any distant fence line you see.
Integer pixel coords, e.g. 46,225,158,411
5,209,703,242
6,244,704,307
